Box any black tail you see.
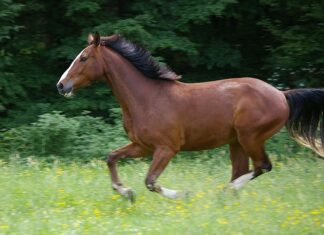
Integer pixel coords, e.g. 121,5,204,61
284,89,324,157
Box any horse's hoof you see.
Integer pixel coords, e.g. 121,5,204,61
164,189,190,200
224,185,240,198
124,188,136,203
180,190,191,199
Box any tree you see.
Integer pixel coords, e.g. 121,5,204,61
1,0,323,129
259,0,324,88
0,0,24,114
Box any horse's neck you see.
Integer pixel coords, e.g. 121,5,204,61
101,48,157,116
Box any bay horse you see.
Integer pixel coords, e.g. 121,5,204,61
57,32,324,201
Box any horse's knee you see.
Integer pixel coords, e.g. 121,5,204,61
107,153,118,167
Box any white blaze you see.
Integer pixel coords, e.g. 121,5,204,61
58,49,85,83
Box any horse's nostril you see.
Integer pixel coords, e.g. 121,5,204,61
57,82,64,90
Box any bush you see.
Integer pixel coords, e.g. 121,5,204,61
0,110,128,161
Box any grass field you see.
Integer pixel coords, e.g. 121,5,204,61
0,156,323,235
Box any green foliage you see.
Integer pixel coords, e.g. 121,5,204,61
265,129,315,160
0,110,128,161
94,0,240,70
0,0,24,112
0,0,23,42
258,0,324,87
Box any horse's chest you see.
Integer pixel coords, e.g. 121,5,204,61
122,115,147,143
122,115,135,138
123,114,171,149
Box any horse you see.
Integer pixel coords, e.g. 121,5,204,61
57,32,324,201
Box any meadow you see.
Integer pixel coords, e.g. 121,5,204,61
0,155,323,235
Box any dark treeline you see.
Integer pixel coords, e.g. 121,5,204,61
1,0,324,129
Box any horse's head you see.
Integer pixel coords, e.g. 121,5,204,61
57,32,105,97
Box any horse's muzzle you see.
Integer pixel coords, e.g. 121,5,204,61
57,82,73,97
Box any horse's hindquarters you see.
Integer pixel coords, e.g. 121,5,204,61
177,78,289,151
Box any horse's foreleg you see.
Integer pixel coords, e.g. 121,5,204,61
145,146,181,199
107,143,146,201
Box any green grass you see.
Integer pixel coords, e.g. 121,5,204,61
0,156,323,235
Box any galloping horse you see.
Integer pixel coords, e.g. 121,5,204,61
57,32,324,201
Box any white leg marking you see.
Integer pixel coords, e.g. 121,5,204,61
113,183,126,194
160,187,179,199
58,49,85,83
113,183,133,196
229,172,254,190
112,183,135,202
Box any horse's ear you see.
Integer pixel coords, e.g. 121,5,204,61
88,33,94,45
87,32,100,46
93,31,100,46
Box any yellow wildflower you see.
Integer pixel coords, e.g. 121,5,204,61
217,218,229,225
93,208,102,217
0,225,9,230
310,209,320,215
56,168,63,176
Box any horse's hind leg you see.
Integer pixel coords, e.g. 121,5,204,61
230,133,272,190
243,142,272,178
236,129,272,176
229,142,250,181
228,142,253,190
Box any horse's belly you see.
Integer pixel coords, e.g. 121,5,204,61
180,124,235,151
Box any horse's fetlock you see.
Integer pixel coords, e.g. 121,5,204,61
146,183,155,191
112,183,122,190
262,162,272,172
145,178,156,191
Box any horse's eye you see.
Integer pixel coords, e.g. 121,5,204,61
80,56,88,62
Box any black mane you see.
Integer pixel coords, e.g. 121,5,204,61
100,35,180,80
